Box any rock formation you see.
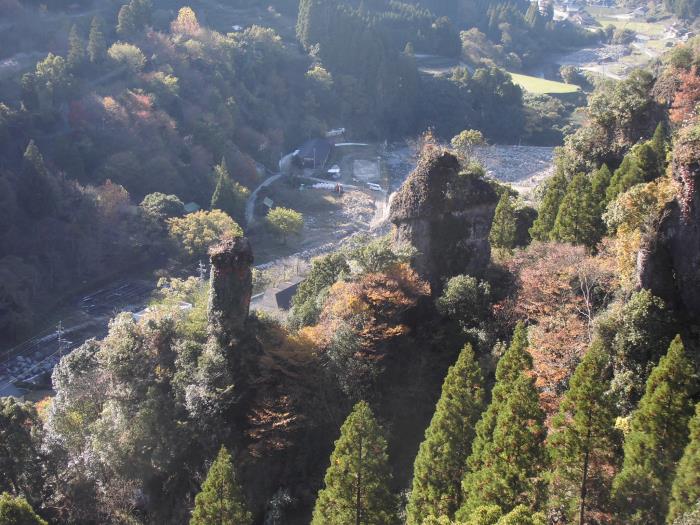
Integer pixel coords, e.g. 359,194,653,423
638,124,700,318
207,236,254,346
390,147,499,293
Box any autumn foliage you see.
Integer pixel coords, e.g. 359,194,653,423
671,66,700,125
300,263,429,350
500,242,617,416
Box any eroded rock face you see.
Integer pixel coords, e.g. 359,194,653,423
390,147,498,293
207,237,254,345
638,126,700,318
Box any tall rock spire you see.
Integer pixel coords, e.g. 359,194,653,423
389,146,498,294
207,237,254,346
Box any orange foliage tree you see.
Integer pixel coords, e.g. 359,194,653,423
671,66,700,125
500,242,617,417
300,263,429,352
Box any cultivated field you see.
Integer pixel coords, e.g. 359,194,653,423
508,72,580,94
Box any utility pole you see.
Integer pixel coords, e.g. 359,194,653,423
56,321,65,357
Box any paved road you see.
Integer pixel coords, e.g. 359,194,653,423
0,279,154,397
245,172,282,227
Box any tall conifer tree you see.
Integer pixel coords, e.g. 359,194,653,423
87,17,106,63
651,122,668,175
406,344,485,524
17,140,55,218
190,446,252,525
529,169,567,241
548,342,620,524
489,192,517,252
312,401,398,525
611,336,697,525
117,3,137,37
606,155,644,202
667,402,700,524
551,173,600,248
458,323,547,518
635,142,660,182
67,25,86,70
591,164,612,210
210,159,248,224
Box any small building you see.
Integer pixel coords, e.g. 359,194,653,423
184,202,201,214
275,282,301,310
297,138,333,170
250,277,304,314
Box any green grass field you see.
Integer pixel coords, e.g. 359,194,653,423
596,18,667,37
507,72,581,94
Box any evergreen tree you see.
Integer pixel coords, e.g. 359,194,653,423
590,164,612,241
547,342,620,524
17,140,56,218
117,3,138,37
651,122,668,176
406,344,485,524
297,0,333,50
529,169,567,241
591,164,612,210
461,372,547,517
210,159,248,224
458,323,547,518
489,192,517,252
635,142,660,182
606,155,644,202
611,336,697,525
20,73,39,112
312,401,398,525
462,324,531,473
87,17,106,63
190,446,252,525
667,403,700,524
67,25,86,70
551,173,600,249
296,0,312,46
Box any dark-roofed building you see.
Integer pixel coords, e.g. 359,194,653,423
274,282,300,310
297,138,333,169
250,276,305,316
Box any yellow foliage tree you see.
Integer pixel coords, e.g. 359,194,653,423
168,209,242,259
603,176,677,288
171,7,200,36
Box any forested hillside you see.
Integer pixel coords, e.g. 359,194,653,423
0,0,585,340
2,1,700,524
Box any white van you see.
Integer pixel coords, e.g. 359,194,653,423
367,182,382,192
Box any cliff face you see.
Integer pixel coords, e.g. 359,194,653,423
207,237,254,346
638,126,700,318
390,148,498,293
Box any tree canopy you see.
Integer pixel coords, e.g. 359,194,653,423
190,446,252,525
312,401,398,525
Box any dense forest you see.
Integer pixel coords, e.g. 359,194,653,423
0,0,591,339
2,0,700,524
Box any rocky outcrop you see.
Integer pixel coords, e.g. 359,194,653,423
390,147,498,293
208,237,254,346
638,125,700,318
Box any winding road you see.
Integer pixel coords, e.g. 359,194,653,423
245,172,282,227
